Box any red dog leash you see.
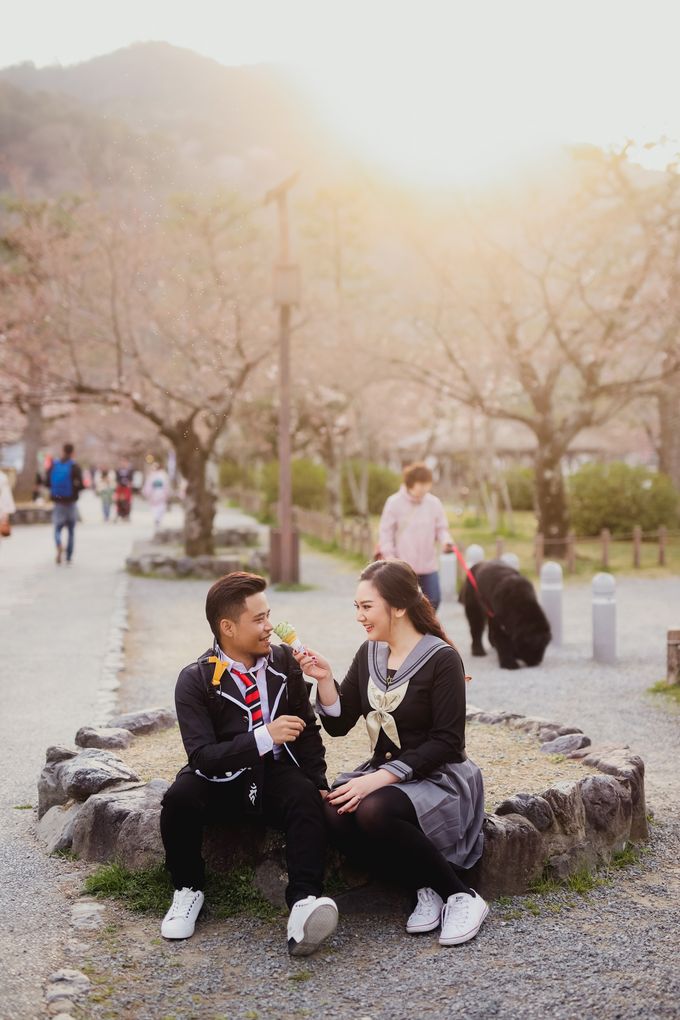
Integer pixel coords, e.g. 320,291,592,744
449,544,495,619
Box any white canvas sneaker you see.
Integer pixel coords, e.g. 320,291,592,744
287,895,338,956
160,887,205,939
406,887,444,933
439,891,489,946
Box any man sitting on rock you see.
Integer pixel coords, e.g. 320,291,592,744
160,571,338,956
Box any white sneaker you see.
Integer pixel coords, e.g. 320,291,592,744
161,887,205,939
287,895,338,957
439,891,489,946
406,887,444,934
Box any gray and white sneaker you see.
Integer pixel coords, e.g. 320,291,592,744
439,891,489,946
161,887,205,939
287,895,338,956
406,887,444,933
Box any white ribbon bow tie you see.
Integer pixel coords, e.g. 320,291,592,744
366,675,409,751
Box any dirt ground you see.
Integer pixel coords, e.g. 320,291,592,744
120,717,597,813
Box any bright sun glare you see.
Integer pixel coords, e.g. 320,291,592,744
281,0,680,189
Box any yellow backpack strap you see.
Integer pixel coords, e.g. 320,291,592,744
207,656,230,687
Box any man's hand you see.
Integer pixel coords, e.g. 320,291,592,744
266,715,306,745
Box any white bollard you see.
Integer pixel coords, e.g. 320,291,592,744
540,561,563,647
439,552,457,600
465,544,485,568
501,552,520,571
592,572,616,664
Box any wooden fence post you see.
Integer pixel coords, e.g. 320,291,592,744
601,528,610,569
495,536,504,558
633,526,642,568
659,526,667,567
534,533,544,574
566,532,576,574
668,629,680,685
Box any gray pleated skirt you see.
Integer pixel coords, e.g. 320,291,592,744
332,757,485,869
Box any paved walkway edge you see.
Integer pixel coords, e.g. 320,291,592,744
96,572,129,726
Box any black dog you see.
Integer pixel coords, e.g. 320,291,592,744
459,560,551,669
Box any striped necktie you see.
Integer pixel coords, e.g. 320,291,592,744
232,668,264,729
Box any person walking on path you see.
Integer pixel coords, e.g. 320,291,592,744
159,571,338,956
377,462,454,610
143,461,171,530
95,467,117,522
46,442,83,564
296,559,488,947
0,468,15,546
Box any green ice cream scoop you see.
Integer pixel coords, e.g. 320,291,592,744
273,621,305,653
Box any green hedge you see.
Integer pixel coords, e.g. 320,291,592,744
343,460,401,516
504,466,535,512
568,462,680,536
218,459,256,489
261,458,328,511
224,458,401,516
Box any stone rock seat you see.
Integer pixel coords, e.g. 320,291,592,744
37,706,648,905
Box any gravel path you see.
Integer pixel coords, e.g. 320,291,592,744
37,506,680,1019
0,491,160,1020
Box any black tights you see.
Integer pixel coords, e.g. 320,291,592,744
324,785,471,901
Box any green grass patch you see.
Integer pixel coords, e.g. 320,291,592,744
527,873,562,897
83,862,279,918
301,534,367,569
523,849,643,910
13,804,33,810
206,868,280,920
607,844,644,870
323,864,353,899
446,509,680,580
648,679,680,704
273,582,317,592
288,970,312,982
564,868,604,895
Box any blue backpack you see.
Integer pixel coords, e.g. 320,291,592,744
50,460,74,499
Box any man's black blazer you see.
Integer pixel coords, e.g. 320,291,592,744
174,643,328,791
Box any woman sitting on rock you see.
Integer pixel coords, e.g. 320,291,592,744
294,559,488,946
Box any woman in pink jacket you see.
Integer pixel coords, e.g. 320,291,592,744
378,463,453,610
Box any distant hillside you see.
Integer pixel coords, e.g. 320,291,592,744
0,78,177,192
0,42,342,195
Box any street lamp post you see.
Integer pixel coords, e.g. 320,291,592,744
265,173,301,584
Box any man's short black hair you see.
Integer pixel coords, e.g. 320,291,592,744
205,572,267,641
63,443,74,458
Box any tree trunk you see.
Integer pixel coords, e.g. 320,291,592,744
326,447,344,525
657,371,680,489
534,440,570,558
14,398,43,502
345,459,370,518
175,435,216,556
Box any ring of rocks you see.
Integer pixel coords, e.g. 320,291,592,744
37,704,647,904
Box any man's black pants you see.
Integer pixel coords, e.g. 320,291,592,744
160,758,327,908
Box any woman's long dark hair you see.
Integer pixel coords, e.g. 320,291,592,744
360,560,455,647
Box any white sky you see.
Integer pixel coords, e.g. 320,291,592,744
2,0,679,187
